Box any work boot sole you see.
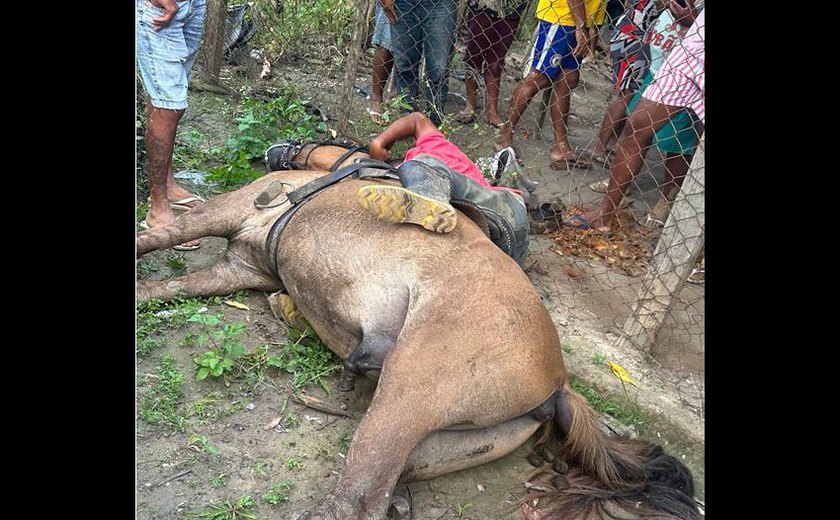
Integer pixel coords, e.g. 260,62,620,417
358,185,457,233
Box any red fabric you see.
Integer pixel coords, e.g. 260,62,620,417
405,130,508,191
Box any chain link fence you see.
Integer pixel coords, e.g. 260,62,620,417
137,0,705,415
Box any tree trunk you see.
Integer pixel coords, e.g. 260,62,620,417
200,0,228,83
336,0,372,136
620,132,705,352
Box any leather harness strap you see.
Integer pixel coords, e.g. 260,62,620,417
264,160,397,278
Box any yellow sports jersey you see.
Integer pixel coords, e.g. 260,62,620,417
535,0,606,27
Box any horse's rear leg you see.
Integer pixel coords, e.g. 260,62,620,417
401,415,542,482
137,253,283,303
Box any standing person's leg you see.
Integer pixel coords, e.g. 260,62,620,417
589,91,633,163
456,9,484,124
548,67,582,169
369,2,394,124
392,0,423,105
496,71,551,150
579,97,679,232
496,20,568,151
483,14,520,128
136,0,206,249
422,0,458,125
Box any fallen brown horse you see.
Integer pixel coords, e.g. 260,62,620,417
136,141,700,520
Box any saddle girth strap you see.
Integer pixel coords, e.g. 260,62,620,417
265,160,397,278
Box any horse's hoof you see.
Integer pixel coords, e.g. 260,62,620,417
387,495,411,519
552,459,569,474
527,453,545,467
534,443,556,463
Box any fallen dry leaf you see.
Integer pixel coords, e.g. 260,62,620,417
608,361,639,388
263,416,283,430
224,300,250,311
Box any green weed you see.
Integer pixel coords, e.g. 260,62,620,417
570,378,646,433
138,354,187,431
261,480,295,506
187,495,256,520
272,326,341,394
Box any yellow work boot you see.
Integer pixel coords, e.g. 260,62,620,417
357,185,457,233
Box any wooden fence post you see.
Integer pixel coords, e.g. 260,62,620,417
620,132,705,352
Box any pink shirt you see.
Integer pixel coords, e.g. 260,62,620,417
404,130,509,192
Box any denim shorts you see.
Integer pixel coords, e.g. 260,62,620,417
371,2,393,52
136,0,207,110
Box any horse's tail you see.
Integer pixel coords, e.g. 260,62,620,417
531,382,701,519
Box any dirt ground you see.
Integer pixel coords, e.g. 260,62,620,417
136,37,704,519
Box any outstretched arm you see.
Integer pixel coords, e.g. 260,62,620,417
369,112,439,161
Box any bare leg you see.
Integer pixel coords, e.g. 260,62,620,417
661,152,691,200
548,68,580,162
369,46,393,123
581,98,680,232
591,90,634,158
484,61,504,127
496,70,551,150
455,72,479,123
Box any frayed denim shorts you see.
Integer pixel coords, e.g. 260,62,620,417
136,0,207,110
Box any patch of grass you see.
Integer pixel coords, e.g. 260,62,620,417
187,433,220,455
283,455,304,471
210,473,228,488
570,378,646,433
454,501,472,517
337,431,353,452
138,354,188,431
590,353,606,365
261,480,295,506
136,296,221,358
273,326,342,394
187,495,256,520
253,461,268,479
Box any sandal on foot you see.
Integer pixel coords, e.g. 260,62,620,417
550,155,590,171
454,109,476,124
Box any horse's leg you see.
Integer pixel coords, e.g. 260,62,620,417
137,253,283,302
308,377,437,520
401,415,542,482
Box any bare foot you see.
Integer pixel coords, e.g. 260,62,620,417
366,98,386,125
495,124,513,152
485,113,504,128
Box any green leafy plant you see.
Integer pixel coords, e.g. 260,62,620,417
454,501,472,517
187,433,220,455
190,314,248,381
136,296,221,358
206,88,327,190
591,353,606,365
283,456,303,471
272,326,341,393
261,480,295,506
210,474,228,488
254,461,268,479
187,495,256,520
337,431,353,452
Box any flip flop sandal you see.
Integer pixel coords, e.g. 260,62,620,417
454,109,476,124
366,107,385,125
588,179,609,193
139,219,200,251
170,195,206,211
550,156,590,171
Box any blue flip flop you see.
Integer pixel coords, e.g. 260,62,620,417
564,214,594,230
